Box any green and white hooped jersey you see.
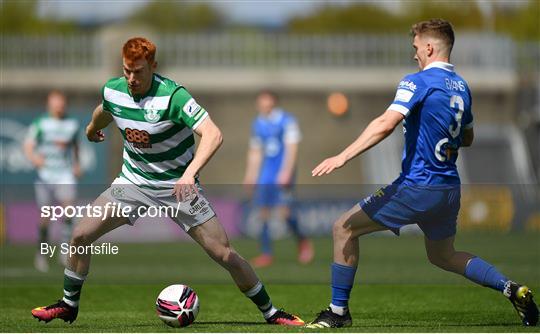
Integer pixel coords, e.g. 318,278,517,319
26,116,79,184
102,74,208,189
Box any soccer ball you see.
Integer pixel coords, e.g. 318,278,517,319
156,284,199,327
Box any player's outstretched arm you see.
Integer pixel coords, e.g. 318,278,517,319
312,109,404,177
86,104,113,143
174,117,223,201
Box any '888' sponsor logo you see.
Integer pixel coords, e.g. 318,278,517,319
125,128,151,148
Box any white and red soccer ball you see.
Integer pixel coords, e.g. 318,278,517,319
156,284,199,327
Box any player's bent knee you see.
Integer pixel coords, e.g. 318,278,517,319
223,249,241,267
71,225,94,246
70,230,89,247
332,218,352,241
208,245,235,267
218,248,232,265
333,206,362,238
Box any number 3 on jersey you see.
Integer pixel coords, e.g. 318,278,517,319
435,95,464,162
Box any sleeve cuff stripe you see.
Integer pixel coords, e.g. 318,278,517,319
284,134,302,144
192,111,209,130
388,104,410,116
193,108,206,121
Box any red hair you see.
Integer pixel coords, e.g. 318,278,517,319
122,37,156,65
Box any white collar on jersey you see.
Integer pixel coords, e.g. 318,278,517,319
423,61,454,72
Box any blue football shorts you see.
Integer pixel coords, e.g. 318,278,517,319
360,179,461,240
254,184,294,208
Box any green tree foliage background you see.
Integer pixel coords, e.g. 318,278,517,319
1,0,537,41
127,0,222,32
288,0,539,40
0,0,76,34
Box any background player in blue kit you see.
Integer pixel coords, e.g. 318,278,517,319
307,19,538,328
243,90,314,268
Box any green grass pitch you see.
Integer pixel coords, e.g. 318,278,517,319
1,233,539,332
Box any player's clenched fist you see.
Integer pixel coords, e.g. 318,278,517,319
312,154,347,177
86,126,106,142
173,174,199,202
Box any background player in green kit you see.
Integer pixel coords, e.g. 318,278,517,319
31,37,304,327
23,90,81,272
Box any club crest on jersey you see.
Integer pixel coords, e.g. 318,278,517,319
111,187,125,199
144,109,160,123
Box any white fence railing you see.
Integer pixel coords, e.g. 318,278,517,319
2,34,101,68
1,32,537,71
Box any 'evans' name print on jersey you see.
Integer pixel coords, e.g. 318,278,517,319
445,78,466,92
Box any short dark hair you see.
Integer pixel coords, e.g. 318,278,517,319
411,19,455,55
257,89,278,101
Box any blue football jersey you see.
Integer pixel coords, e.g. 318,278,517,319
250,108,301,184
388,62,473,185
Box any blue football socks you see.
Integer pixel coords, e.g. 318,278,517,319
287,214,304,239
464,257,508,292
330,262,357,314
260,222,272,255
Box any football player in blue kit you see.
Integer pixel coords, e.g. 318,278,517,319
243,90,314,268
307,19,538,328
